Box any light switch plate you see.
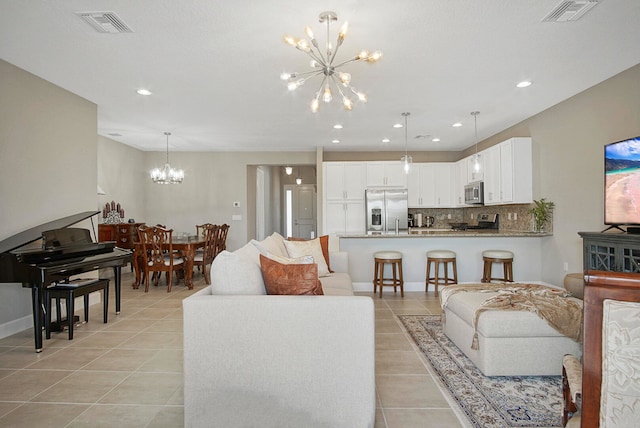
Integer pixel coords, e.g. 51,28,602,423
232,214,241,221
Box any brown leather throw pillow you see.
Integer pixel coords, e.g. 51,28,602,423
259,254,324,295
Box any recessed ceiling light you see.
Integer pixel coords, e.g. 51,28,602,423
331,139,340,144
432,137,440,142
136,88,152,96
452,122,462,127
393,123,403,128
516,80,532,88
333,124,343,129
382,138,390,143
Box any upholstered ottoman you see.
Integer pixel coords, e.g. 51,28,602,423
442,287,583,376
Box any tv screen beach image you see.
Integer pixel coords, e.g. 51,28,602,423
605,137,640,225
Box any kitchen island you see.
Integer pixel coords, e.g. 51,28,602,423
338,230,552,291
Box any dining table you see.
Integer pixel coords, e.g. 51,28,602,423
132,234,206,290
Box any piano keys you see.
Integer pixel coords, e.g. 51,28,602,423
0,211,131,352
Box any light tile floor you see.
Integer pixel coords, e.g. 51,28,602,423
0,271,463,428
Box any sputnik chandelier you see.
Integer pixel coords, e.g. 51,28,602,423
281,11,382,112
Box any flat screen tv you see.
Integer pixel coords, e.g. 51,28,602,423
604,135,640,228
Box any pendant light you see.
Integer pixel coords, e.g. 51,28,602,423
400,112,412,174
471,111,481,173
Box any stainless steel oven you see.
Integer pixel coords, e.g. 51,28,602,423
464,181,484,205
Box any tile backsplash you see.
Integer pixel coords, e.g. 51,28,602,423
409,203,550,232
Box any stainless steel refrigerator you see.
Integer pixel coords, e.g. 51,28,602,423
365,188,408,234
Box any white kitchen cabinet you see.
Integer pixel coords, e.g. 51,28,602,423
455,159,469,206
483,145,501,204
324,162,366,201
482,137,532,205
407,164,434,207
407,163,455,208
500,137,532,204
434,163,455,207
324,201,365,235
366,161,407,187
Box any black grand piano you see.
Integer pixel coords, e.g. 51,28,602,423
0,211,131,352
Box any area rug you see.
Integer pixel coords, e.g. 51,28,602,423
398,315,563,428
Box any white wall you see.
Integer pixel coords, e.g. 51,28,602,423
0,59,97,331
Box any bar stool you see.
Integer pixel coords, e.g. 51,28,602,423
373,251,404,298
45,279,110,340
481,250,514,283
426,250,457,296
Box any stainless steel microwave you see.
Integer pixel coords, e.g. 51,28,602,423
464,181,484,205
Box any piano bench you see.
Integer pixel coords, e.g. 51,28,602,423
45,279,110,340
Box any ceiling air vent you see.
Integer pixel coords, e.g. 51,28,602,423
75,11,133,33
542,0,600,22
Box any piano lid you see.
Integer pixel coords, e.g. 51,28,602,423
0,211,99,254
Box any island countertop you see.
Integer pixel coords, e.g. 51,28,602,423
339,229,551,238
337,230,551,288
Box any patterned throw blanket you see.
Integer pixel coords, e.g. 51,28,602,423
440,283,583,350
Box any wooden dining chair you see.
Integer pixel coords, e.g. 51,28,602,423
138,225,184,292
196,223,212,239
194,223,213,273
216,224,230,257
193,224,219,285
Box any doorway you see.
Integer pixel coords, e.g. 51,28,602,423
284,184,317,239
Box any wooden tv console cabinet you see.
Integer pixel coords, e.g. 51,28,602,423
578,231,640,273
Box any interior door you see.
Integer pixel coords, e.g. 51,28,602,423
285,184,317,238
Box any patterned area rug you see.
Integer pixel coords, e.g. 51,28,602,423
398,315,563,428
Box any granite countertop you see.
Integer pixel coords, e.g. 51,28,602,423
339,229,551,238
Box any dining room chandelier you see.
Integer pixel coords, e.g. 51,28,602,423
281,11,382,112
150,132,184,184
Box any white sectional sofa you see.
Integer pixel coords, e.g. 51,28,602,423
183,233,376,428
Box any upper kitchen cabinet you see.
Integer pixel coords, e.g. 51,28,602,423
483,137,532,205
407,163,456,208
483,145,501,204
455,159,469,207
408,164,435,207
324,162,366,201
366,161,407,188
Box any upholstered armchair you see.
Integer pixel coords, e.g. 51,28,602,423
562,271,640,427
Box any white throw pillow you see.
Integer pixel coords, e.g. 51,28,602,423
251,235,287,258
210,250,266,295
269,232,289,257
233,241,261,267
283,238,330,277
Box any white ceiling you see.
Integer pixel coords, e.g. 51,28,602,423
1,0,639,153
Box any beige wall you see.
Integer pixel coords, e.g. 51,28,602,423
0,59,97,328
97,135,146,223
